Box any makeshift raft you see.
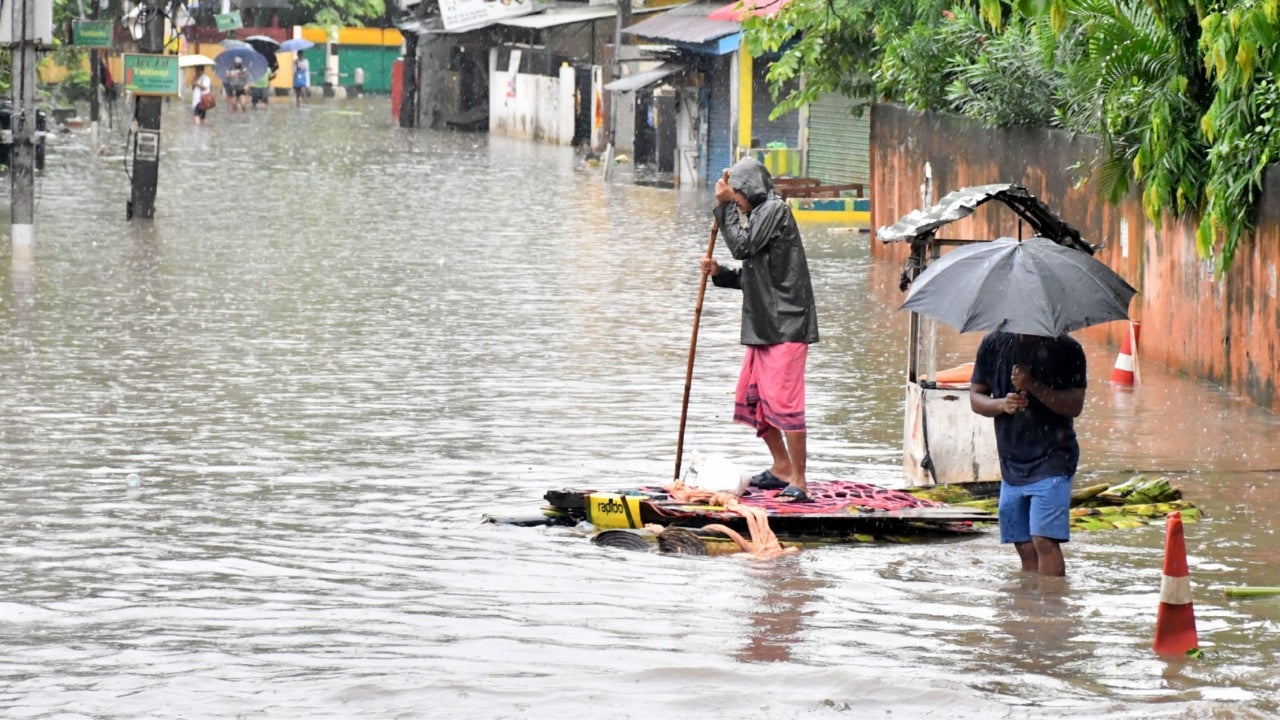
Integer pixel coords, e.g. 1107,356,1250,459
535,479,996,544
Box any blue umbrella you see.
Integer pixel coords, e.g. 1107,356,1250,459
279,38,315,52
214,47,270,83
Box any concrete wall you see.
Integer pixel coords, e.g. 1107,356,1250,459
871,103,1280,409
489,53,575,145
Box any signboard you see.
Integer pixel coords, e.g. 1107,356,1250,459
122,53,180,96
134,130,160,162
437,0,535,30
214,11,242,31
72,19,112,48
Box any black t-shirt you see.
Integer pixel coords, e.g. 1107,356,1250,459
971,332,1087,485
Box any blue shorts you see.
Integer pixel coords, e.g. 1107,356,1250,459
998,475,1071,544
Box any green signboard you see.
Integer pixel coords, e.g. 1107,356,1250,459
122,53,180,96
72,20,112,48
215,12,242,31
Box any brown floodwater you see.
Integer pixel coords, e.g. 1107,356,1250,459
1,97,1277,719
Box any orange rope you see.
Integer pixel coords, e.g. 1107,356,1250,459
663,481,798,558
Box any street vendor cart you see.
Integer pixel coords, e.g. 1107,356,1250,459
876,183,1100,489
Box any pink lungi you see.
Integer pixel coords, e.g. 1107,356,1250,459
733,342,808,436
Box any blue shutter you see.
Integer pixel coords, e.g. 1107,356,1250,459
705,57,733,183
750,68,799,147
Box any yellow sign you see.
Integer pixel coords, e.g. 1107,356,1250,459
585,494,644,529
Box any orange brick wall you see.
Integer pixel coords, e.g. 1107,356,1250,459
870,104,1280,408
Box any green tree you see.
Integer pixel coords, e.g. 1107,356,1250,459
743,0,1280,275
1197,1,1280,273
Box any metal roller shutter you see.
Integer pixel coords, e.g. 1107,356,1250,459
705,57,733,183
750,70,799,147
806,93,870,185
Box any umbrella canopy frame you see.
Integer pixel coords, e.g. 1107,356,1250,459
898,236,1137,337
213,47,271,83
279,38,315,52
243,35,282,71
178,54,217,68
875,183,1123,383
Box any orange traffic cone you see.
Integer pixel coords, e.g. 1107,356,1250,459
1111,321,1141,385
1153,511,1199,656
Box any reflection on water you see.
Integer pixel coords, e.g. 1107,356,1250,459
1,98,1278,718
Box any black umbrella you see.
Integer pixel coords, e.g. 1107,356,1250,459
243,35,281,73
900,236,1137,337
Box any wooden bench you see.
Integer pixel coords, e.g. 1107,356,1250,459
772,178,866,200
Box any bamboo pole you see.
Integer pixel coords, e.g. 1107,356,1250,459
674,220,720,482
1223,587,1280,599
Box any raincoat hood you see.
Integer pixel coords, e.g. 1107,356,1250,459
711,158,819,347
728,157,774,209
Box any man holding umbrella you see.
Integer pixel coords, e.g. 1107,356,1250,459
896,232,1135,576
970,333,1086,577
225,56,250,112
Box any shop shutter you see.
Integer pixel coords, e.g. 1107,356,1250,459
705,57,733,183
806,93,870,185
750,70,799,147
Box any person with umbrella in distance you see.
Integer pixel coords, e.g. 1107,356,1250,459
191,65,213,125
293,51,310,106
698,157,820,503
224,56,250,113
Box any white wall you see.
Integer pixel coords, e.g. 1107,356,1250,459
488,57,575,145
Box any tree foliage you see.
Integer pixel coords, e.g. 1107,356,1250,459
743,0,1280,275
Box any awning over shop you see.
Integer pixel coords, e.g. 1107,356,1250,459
706,0,793,22
623,2,740,46
395,14,497,35
497,5,619,29
603,63,685,92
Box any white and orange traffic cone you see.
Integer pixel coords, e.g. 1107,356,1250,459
1111,321,1141,386
1153,511,1200,656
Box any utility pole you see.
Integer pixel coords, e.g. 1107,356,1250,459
127,0,164,220
604,0,630,179
399,33,418,128
88,0,100,151
6,0,42,258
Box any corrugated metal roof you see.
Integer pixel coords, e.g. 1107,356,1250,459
397,14,498,35
498,5,619,29
622,2,740,44
603,63,685,92
876,184,1093,254
706,0,792,21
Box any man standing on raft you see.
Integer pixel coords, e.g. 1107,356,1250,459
699,157,820,502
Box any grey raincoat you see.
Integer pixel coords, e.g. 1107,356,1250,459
711,158,819,347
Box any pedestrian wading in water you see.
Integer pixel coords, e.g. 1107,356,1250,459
969,332,1087,576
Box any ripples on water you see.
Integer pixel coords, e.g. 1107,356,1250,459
1,99,1278,718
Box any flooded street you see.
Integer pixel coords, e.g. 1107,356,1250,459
2,97,1279,718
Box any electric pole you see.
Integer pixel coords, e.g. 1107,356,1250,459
88,0,100,150
7,0,40,258
127,0,164,220
604,0,630,180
